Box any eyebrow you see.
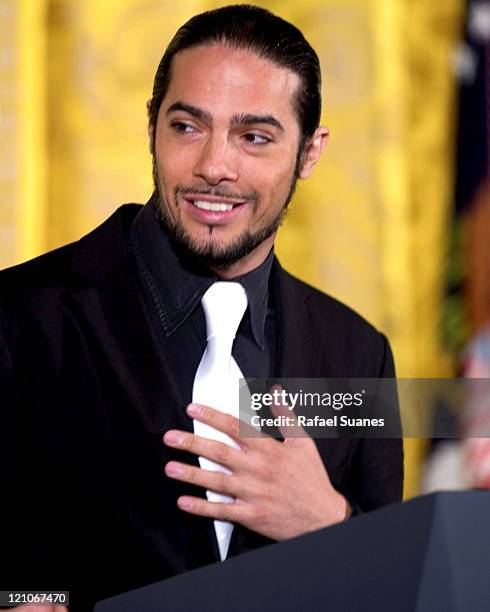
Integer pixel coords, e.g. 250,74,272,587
166,102,284,131
230,113,284,131
166,102,213,124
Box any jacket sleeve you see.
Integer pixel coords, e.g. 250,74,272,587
341,334,404,513
0,306,73,592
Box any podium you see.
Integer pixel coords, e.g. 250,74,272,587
95,492,490,611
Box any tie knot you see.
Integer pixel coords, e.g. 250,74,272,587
201,282,248,340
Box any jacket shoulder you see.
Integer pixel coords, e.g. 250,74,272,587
280,267,381,337
0,204,141,301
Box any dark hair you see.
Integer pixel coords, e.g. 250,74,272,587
148,4,321,153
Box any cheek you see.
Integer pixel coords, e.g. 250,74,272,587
260,166,296,201
242,156,294,193
155,131,196,176
156,150,190,189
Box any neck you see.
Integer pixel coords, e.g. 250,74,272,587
210,235,275,280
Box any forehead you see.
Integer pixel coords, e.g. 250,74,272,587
164,43,300,125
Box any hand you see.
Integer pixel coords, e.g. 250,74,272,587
163,395,351,541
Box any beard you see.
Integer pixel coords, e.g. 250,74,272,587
151,155,301,271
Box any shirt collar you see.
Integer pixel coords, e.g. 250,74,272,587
230,250,273,350
130,199,273,349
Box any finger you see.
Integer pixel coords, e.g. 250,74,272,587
269,384,308,441
176,495,243,522
163,429,246,469
165,461,238,496
186,403,270,447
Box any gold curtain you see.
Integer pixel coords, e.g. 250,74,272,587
1,0,465,497
0,0,47,267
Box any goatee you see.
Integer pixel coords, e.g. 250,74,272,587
151,158,299,271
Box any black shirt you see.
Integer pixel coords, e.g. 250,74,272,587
129,200,276,407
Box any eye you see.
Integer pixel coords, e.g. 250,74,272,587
171,121,197,135
243,133,271,146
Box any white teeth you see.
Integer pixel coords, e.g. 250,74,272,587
192,200,234,212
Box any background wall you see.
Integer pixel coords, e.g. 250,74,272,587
0,0,466,497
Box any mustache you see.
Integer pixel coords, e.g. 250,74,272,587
175,185,259,202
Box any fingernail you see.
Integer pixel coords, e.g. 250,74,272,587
178,497,193,509
164,431,182,445
187,403,203,417
166,462,184,476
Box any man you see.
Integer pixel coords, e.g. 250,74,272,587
0,5,403,611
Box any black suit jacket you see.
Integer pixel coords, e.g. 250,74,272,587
0,205,402,611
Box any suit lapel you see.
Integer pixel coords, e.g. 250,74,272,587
68,260,189,436
273,261,326,378
66,204,198,436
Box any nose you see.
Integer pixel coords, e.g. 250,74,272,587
193,134,238,185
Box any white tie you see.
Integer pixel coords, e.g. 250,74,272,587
192,281,248,561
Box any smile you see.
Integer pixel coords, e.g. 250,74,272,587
184,197,248,224
192,200,234,212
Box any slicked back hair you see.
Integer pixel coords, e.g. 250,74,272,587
148,4,322,154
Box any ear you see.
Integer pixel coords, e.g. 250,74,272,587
298,126,329,179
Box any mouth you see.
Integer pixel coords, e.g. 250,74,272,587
183,195,248,224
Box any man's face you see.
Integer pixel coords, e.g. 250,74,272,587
150,43,305,270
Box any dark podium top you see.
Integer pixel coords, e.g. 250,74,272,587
96,491,490,612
